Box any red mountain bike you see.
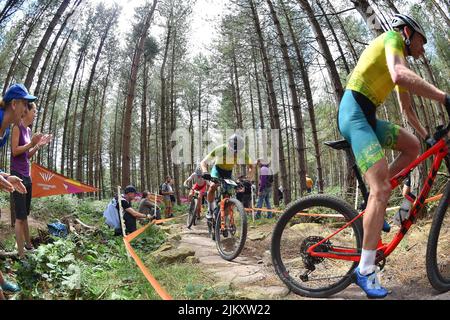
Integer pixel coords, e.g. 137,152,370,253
271,124,450,298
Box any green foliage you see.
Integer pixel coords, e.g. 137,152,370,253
7,196,222,300
30,195,108,224
132,224,167,254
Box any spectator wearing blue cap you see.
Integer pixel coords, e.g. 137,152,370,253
0,84,37,144
115,185,150,234
0,83,36,299
11,102,52,258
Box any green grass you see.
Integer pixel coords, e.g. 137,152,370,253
1,195,230,300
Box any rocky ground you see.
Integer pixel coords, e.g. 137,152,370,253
156,216,450,300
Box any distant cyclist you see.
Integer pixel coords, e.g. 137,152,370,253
183,167,209,219
338,14,450,298
200,134,254,220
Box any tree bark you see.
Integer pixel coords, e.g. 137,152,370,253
121,0,158,186
248,0,290,204
77,7,117,183
282,0,324,193
298,0,344,106
24,0,71,89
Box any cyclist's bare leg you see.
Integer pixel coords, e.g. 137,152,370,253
388,128,421,178
188,189,194,203
197,193,203,216
207,183,218,203
206,183,218,218
363,158,391,250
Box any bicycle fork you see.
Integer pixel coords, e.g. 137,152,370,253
220,197,235,231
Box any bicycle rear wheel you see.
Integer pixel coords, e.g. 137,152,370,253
426,183,450,292
271,195,363,298
187,198,197,229
215,198,247,261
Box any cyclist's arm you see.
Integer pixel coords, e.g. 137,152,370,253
386,48,446,104
397,90,428,139
247,164,255,182
183,174,193,187
125,207,147,219
200,155,211,173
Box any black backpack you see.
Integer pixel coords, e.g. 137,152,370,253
159,183,164,195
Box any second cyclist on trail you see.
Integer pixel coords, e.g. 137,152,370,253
200,134,254,221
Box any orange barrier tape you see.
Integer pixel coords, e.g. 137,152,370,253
244,207,344,218
125,218,175,242
244,193,445,217
123,217,175,300
424,194,443,204
123,238,173,300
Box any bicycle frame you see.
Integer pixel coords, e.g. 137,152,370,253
213,179,237,231
307,136,450,262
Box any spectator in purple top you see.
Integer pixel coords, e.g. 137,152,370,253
11,102,52,258
255,158,273,219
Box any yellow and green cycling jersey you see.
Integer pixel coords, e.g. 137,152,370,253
346,31,407,106
205,144,252,171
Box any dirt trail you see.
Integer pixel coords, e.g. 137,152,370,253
175,218,450,300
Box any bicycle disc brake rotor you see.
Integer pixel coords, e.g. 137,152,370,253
300,236,332,270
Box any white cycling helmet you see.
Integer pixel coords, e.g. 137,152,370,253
228,133,245,153
391,14,427,44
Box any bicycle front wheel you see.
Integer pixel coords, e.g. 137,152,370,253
426,183,450,292
271,195,363,298
187,198,197,229
215,198,247,261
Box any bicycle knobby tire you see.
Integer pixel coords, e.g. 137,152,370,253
271,194,363,298
426,182,450,292
215,198,247,261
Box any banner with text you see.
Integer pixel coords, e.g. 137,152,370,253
31,163,98,198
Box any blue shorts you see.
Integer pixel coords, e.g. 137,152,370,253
211,165,232,179
338,90,400,174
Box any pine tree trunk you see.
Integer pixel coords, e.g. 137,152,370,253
316,0,350,74
140,60,149,190
298,0,344,106
160,17,172,180
268,0,307,194
249,0,290,204
2,1,50,94
282,0,325,193
78,8,117,183
61,23,93,175
350,0,384,36
24,0,70,89
34,0,82,98
121,0,157,186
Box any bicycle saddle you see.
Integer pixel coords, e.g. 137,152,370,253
324,139,351,150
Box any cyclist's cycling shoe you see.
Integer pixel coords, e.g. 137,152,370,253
205,210,213,220
354,267,388,299
1,280,20,293
382,220,391,233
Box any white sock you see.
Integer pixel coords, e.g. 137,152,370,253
208,201,216,213
359,249,377,275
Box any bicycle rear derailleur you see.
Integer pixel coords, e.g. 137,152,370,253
299,236,332,282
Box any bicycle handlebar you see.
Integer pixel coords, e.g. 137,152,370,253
203,175,241,188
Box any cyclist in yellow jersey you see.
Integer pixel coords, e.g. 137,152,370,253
338,14,450,298
200,134,254,220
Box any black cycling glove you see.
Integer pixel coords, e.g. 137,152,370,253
202,173,212,181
